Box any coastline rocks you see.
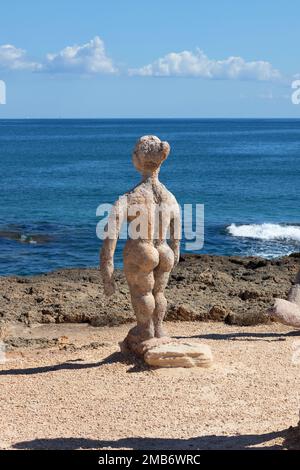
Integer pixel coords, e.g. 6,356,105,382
0,253,299,328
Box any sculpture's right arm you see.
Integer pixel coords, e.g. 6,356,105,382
100,197,126,296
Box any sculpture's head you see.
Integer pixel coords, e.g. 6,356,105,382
132,135,170,176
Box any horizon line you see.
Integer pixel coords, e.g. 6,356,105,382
0,117,300,120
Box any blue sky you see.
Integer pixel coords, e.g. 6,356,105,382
0,0,299,118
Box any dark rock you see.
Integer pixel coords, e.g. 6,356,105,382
208,305,230,321
246,259,268,270
167,304,200,321
226,311,269,326
239,290,261,301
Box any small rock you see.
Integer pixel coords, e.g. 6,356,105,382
24,287,34,295
246,259,268,270
208,305,229,321
167,304,198,321
226,311,269,326
239,290,260,301
199,271,214,285
90,316,106,327
172,274,186,282
58,335,69,345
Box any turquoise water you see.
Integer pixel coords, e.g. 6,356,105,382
0,119,300,275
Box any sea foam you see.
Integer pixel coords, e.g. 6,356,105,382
227,223,300,243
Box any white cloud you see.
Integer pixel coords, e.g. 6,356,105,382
129,49,281,81
43,36,117,74
0,44,41,71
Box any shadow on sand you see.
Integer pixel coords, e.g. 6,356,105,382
176,330,300,342
0,351,148,376
12,427,300,450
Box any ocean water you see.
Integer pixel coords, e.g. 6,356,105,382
0,118,300,276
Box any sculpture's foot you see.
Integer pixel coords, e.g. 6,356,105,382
122,332,172,358
268,298,300,328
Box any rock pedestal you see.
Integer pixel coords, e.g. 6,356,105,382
121,336,213,368
144,341,213,368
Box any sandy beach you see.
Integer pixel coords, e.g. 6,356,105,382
1,253,300,450
1,320,300,450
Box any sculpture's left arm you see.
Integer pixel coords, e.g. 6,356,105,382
169,202,181,267
100,197,126,296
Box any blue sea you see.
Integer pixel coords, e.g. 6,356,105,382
0,119,300,276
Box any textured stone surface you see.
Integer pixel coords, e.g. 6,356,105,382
144,340,213,368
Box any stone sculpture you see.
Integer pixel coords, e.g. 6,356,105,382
100,135,213,367
269,268,300,327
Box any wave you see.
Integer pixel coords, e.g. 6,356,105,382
227,223,300,243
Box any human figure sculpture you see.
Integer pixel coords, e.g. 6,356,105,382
269,268,300,327
100,135,181,354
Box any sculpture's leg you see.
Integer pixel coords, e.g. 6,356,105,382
153,243,174,338
124,241,159,343
127,274,156,341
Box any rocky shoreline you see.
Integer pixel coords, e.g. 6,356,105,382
1,253,299,330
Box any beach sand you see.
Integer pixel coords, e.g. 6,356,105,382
1,321,300,450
